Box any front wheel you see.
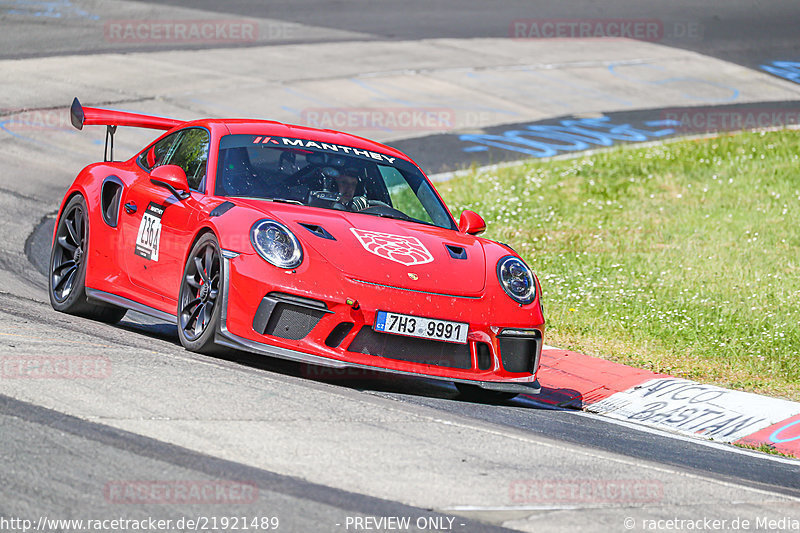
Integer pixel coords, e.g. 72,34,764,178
177,233,223,354
48,195,126,323
454,383,517,403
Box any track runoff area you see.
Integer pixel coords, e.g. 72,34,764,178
533,347,800,457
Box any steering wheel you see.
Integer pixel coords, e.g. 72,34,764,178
308,190,349,210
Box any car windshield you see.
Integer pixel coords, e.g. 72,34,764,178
215,134,456,229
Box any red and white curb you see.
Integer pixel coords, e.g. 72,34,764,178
535,347,800,458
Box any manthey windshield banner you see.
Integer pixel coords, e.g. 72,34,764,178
249,135,397,164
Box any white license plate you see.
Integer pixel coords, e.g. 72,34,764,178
374,311,468,344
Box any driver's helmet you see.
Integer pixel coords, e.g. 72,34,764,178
278,150,300,175
335,167,365,196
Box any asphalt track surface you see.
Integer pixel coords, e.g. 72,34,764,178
7,0,800,70
18,220,800,499
0,393,513,532
2,1,800,531
151,0,800,69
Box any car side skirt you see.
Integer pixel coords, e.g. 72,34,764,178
86,287,177,324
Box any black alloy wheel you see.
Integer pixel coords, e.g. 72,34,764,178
48,195,126,323
178,233,222,353
50,198,86,304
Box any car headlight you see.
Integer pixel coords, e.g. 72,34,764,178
497,255,536,304
250,219,303,268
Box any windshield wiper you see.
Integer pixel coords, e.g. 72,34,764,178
362,210,412,222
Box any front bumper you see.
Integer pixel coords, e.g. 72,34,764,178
216,252,544,393
215,324,541,394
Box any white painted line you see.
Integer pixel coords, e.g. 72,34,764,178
517,394,800,466
570,409,800,466
443,505,588,512
371,396,800,500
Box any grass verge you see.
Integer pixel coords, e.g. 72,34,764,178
733,442,795,458
441,129,800,401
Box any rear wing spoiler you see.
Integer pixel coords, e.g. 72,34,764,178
70,97,184,161
70,97,183,131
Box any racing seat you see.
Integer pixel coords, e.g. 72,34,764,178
217,147,265,197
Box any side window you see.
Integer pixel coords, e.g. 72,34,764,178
139,132,180,172
165,128,210,191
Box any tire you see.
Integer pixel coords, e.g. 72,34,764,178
49,194,127,323
454,383,517,403
177,233,223,354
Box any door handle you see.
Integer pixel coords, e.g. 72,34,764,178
124,202,137,214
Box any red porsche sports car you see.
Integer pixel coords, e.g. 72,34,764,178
50,98,544,399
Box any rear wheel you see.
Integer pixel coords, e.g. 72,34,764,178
177,233,222,354
454,383,517,403
49,195,126,323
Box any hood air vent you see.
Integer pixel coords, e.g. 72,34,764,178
445,244,467,260
299,222,336,240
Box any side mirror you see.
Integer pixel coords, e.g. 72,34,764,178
150,164,190,200
458,210,486,235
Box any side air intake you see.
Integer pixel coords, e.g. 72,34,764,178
253,292,331,340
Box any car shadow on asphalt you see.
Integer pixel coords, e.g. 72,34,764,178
115,313,574,409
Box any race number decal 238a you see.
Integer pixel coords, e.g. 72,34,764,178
134,202,165,261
